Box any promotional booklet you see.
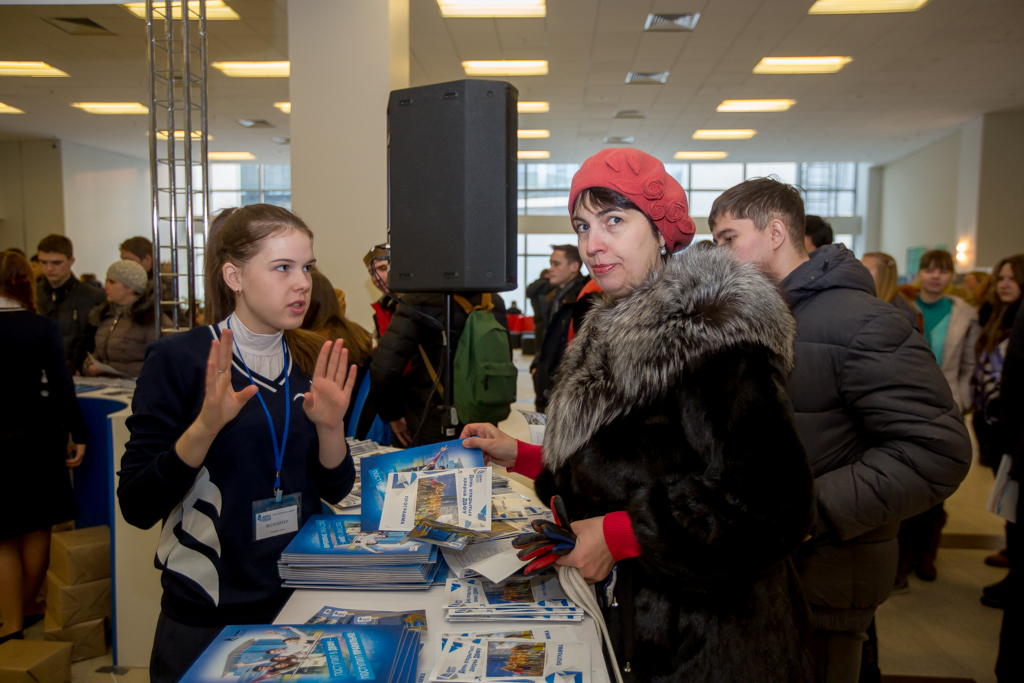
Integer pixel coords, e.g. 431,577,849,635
428,637,590,683
441,576,582,624
361,441,486,532
279,515,443,590
178,624,421,683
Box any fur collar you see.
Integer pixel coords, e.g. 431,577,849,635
542,246,795,469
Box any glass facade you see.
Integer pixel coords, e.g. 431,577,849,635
209,164,292,214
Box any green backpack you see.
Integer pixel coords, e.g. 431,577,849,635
452,294,518,425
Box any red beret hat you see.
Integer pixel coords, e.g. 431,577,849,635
568,148,696,253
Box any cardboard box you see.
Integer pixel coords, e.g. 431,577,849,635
45,571,111,629
43,615,108,663
0,640,72,683
49,526,110,585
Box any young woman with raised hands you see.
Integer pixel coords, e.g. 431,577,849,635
462,149,815,683
117,205,358,683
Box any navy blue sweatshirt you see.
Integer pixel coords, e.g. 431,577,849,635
117,325,356,627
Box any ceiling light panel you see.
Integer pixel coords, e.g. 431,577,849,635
209,152,256,161
604,136,634,144
462,60,548,76
674,151,729,160
717,99,796,112
625,72,669,84
274,102,291,114
155,130,210,140
518,101,549,113
614,110,646,119
72,102,149,114
122,1,240,20
44,17,116,36
437,0,545,18
643,13,700,31
753,57,852,74
692,129,757,140
212,61,290,77
0,62,69,77
0,102,25,114
808,0,929,14
518,151,550,159
518,129,550,139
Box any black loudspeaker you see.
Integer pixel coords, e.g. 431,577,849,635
387,79,518,293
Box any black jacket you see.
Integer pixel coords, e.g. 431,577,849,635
536,248,815,683
37,275,107,372
525,277,552,349
531,275,590,412
783,245,972,632
369,293,508,445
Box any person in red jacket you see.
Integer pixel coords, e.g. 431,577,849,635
462,149,815,682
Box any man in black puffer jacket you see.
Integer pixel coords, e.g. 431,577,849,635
370,293,509,447
710,178,971,683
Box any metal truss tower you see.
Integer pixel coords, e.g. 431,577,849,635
146,0,209,336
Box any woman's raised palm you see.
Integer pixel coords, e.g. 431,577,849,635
302,340,358,431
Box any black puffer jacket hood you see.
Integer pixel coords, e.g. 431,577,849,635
782,243,876,307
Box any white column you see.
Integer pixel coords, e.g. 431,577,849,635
954,116,983,271
288,0,409,330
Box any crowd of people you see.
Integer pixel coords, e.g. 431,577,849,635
0,148,1020,682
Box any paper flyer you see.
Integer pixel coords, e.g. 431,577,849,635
516,410,547,446
428,638,589,683
441,539,526,584
436,629,574,658
307,607,428,633
361,441,485,532
380,469,492,533
445,576,570,610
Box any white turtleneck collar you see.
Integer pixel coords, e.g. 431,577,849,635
218,312,285,380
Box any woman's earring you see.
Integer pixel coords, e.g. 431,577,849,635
659,246,668,256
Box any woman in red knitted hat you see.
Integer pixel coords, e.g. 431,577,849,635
464,148,815,682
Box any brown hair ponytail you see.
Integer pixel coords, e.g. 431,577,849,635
205,204,326,376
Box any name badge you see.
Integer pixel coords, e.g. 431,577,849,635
253,492,302,541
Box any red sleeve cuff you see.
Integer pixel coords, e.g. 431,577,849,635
509,441,544,481
603,511,641,562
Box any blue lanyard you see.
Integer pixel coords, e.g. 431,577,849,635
225,318,290,501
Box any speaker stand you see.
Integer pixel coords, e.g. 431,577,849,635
441,292,459,439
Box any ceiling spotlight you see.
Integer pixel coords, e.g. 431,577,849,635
518,129,549,139
274,102,291,114
518,151,550,159
0,102,25,114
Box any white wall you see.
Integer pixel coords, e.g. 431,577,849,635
0,140,65,253
61,141,150,280
880,131,961,273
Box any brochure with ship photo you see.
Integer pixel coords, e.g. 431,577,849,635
428,638,589,683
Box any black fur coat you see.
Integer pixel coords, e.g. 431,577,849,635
535,247,815,683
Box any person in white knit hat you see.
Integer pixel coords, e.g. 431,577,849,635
83,259,170,378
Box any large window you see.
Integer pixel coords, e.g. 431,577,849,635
210,164,291,214
516,161,855,218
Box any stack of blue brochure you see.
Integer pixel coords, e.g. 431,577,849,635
178,623,421,683
279,515,448,590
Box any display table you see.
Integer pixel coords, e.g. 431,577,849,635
275,474,610,683
275,585,609,683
